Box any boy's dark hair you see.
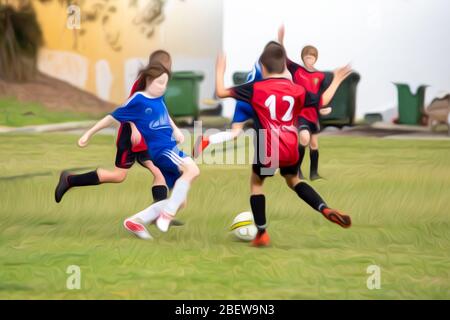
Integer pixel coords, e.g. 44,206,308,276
259,41,286,74
301,45,318,61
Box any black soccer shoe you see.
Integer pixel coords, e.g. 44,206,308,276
55,171,72,203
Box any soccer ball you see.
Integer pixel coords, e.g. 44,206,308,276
230,211,257,241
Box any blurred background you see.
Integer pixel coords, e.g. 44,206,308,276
0,0,449,130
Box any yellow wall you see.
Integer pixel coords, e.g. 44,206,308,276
32,0,223,105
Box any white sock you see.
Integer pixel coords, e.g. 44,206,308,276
132,200,169,224
164,179,190,216
209,131,235,144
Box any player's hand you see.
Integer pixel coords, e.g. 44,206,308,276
333,64,352,82
78,133,90,148
216,53,226,75
320,107,332,116
278,24,285,44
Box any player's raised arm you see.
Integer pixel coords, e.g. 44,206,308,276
215,53,255,104
277,24,285,46
78,115,119,148
320,64,352,106
277,24,299,77
215,53,233,98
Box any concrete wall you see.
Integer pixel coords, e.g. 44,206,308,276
34,0,223,108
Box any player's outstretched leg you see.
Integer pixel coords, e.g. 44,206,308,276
193,135,211,158
55,170,101,203
193,123,245,158
249,171,270,247
54,168,128,203
285,175,351,228
155,157,200,232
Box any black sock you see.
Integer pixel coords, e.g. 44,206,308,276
298,145,306,177
294,182,327,213
67,171,100,187
152,185,168,202
298,145,306,166
310,149,319,175
250,194,266,231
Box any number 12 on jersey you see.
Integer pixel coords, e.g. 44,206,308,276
264,94,295,121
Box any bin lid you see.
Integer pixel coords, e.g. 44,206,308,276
171,71,204,80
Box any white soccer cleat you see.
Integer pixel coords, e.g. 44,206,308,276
123,218,153,240
156,211,175,233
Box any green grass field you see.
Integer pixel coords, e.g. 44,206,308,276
0,97,93,127
0,133,449,299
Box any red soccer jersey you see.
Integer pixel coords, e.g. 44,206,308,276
231,78,318,168
286,59,333,123
129,76,143,98
121,76,148,152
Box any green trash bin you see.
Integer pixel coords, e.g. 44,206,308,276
320,72,360,128
394,83,427,125
164,71,204,120
232,71,250,85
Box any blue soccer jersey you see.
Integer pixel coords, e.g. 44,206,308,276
232,62,263,124
111,92,186,188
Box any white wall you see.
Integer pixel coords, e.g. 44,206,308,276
162,0,223,109
223,0,450,119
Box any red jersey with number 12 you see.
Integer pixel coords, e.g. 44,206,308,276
231,78,318,167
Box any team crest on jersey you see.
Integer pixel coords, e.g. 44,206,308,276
313,78,319,85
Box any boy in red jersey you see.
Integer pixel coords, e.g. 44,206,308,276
215,42,352,247
278,25,340,180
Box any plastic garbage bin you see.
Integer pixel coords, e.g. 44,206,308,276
164,71,204,120
394,83,427,125
233,72,250,85
320,72,361,128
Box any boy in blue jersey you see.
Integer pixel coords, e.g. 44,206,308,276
193,62,262,157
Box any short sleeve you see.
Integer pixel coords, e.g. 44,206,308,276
286,58,301,78
304,91,320,107
230,82,254,104
319,72,334,95
111,94,141,122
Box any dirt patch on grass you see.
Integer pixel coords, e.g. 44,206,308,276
0,72,115,116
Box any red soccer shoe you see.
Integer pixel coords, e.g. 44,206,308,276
321,208,352,228
251,230,271,247
193,136,210,158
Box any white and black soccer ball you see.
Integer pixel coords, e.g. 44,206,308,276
230,211,257,241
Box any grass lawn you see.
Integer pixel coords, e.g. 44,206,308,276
0,97,93,127
0,133,449,299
